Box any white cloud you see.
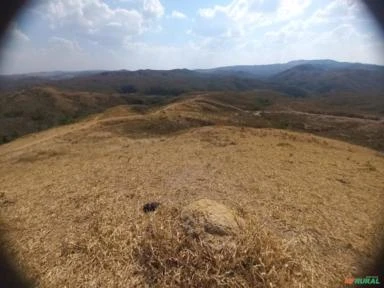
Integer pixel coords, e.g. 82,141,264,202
195,0,313,45
198,0,311,24
313,24,362,46
1,36,91,74
48,36,82,52
305,0,371,29
261,4,384,65
143,0,164,18
276,0,311,21
263,0,371,45
171,10,187,19
198,6,221,19
35,0,164,46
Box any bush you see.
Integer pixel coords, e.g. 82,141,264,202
31,110,45,121
144,86,186,96
252,98,271,110
0,136,9,144
277,86,308,98
118,85,137,94
3,110,24,118
276,120,290,129
59,116,74,125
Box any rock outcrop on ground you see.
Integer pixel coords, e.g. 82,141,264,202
181,199,244,236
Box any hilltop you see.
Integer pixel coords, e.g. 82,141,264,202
0,95,383,287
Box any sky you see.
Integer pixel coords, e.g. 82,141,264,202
1,0,383,74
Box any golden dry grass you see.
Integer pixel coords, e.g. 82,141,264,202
0,99,383,287
132,205,309,288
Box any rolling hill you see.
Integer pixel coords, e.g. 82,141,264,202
1,87,383,151
1,60,383,97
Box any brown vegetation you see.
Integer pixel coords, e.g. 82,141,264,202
0,99,383,287
1,88,383,151
132,205,309,287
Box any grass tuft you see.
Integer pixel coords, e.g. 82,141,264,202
132,206,309,287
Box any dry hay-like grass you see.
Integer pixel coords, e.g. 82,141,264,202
132,206,309,288
0,99,383,288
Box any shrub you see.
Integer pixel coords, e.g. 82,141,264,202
252,98,272,110
31,110,45,121
59,116,74,125
0,136,9,144
144,86,186,96
118,85,137,94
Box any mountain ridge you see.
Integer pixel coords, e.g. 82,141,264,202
1,59,383,78
195,59,384,77
1,59,383,96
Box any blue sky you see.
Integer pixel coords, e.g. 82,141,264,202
1,0,383,74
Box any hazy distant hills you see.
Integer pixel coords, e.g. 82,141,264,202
0,59,383,97
54,69,269,95
198,59,384,95
0,70,105,91
271,63,384,94
6,70,105,80
196,59,384,77
46,61,384,96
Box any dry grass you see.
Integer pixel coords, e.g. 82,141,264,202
0,97,383,287
132,206,309,288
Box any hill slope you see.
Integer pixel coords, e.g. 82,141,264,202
0,86,179,144
0,98,383,287
1,89,384,151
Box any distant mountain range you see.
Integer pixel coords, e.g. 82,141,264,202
196,59,384,77
1,70,105,80
0,59,383,97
